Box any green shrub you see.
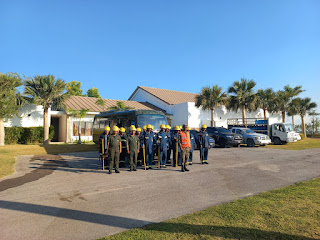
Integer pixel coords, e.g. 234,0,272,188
4,127,23,144
4,126,55,144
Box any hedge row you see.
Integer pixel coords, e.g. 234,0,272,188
5,126,55,144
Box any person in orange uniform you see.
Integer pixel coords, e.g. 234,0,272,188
179,124,191,172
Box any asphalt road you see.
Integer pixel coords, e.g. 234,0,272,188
0,147,320,240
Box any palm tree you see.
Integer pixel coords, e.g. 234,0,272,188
227,78,257,126
24,75,67,145
95,97,106,111
108,101,132,111
294,97,317,137
195,85,227,127
67,108,89,144
274,85,303,123
287,98,299,129
256,88,275,120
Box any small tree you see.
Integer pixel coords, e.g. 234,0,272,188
25,75,67,145
0,73,24,146
67,108,89,144
294,97,317,138
66,81,84,96
87,87,100,98
195,85,227,127
108,101,132,111
309,110,320,134
227,78,257,126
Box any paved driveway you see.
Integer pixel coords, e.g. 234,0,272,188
0,147,320,240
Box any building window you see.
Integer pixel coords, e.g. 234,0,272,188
73,121,93,136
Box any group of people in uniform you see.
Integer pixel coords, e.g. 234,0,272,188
99,124,211,174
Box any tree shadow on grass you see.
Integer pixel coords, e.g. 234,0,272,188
142,222,317,240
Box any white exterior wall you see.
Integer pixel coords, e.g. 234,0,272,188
129,88,172,113
70,114,96,143
170,102,189,127
187,102,282,129
4,104,46,127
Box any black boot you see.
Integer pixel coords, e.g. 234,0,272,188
181,166,185,172
184,166,189,171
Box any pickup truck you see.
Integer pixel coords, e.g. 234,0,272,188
230,127,271,147
206,127,243,148
190,130,215,149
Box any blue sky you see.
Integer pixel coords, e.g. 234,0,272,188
1,0,319,113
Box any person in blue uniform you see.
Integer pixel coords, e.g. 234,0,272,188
157,124,169,168
172,125,182,167
187,126,197,165
136,127,143,165
198,124,210,164
143,124,156,169
165,125,172,162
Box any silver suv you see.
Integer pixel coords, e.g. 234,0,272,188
231,127,271,147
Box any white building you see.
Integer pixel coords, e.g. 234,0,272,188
4,95,166,143
129,86,282,129
5,86,282,143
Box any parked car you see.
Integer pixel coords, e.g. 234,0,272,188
230,127,271,147
206,127,242,147
190,130,215,149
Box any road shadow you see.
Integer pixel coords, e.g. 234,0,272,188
143,222,316,240
0,200,151,229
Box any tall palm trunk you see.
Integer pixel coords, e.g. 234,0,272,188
43,108,49,145
263,108,267,120
211,108,215,127
282,111,286,123
0,118,5,146
301,115,307,138
242,105,247,127
292,115,295,129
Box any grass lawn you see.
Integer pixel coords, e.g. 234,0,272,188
266,137,320,150
101,178,320,240
0,144,98,179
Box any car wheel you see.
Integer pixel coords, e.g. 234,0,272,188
247,139,255,147
219,140,227,148
273,137,282,145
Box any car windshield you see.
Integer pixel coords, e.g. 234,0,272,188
218,128,231,133
284,123,294,132
137,114,167,131
243,129,255,134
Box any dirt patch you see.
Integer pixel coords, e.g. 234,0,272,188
0,155,67,192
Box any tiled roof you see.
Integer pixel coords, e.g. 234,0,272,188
129,86,197,105
64,96,167,113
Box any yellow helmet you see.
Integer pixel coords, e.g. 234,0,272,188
136,127,142,132
166,125,171,129
160,124,166,129
112,126,119,132
147,124,152,129
143,126,147,130
202,124,207,129
187,126,191,131
120,127,126,132
174,125,180,131
151,125,154,130
130,125,136,131
104,126,110,131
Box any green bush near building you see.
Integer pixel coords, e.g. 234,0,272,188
4,126,54,144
